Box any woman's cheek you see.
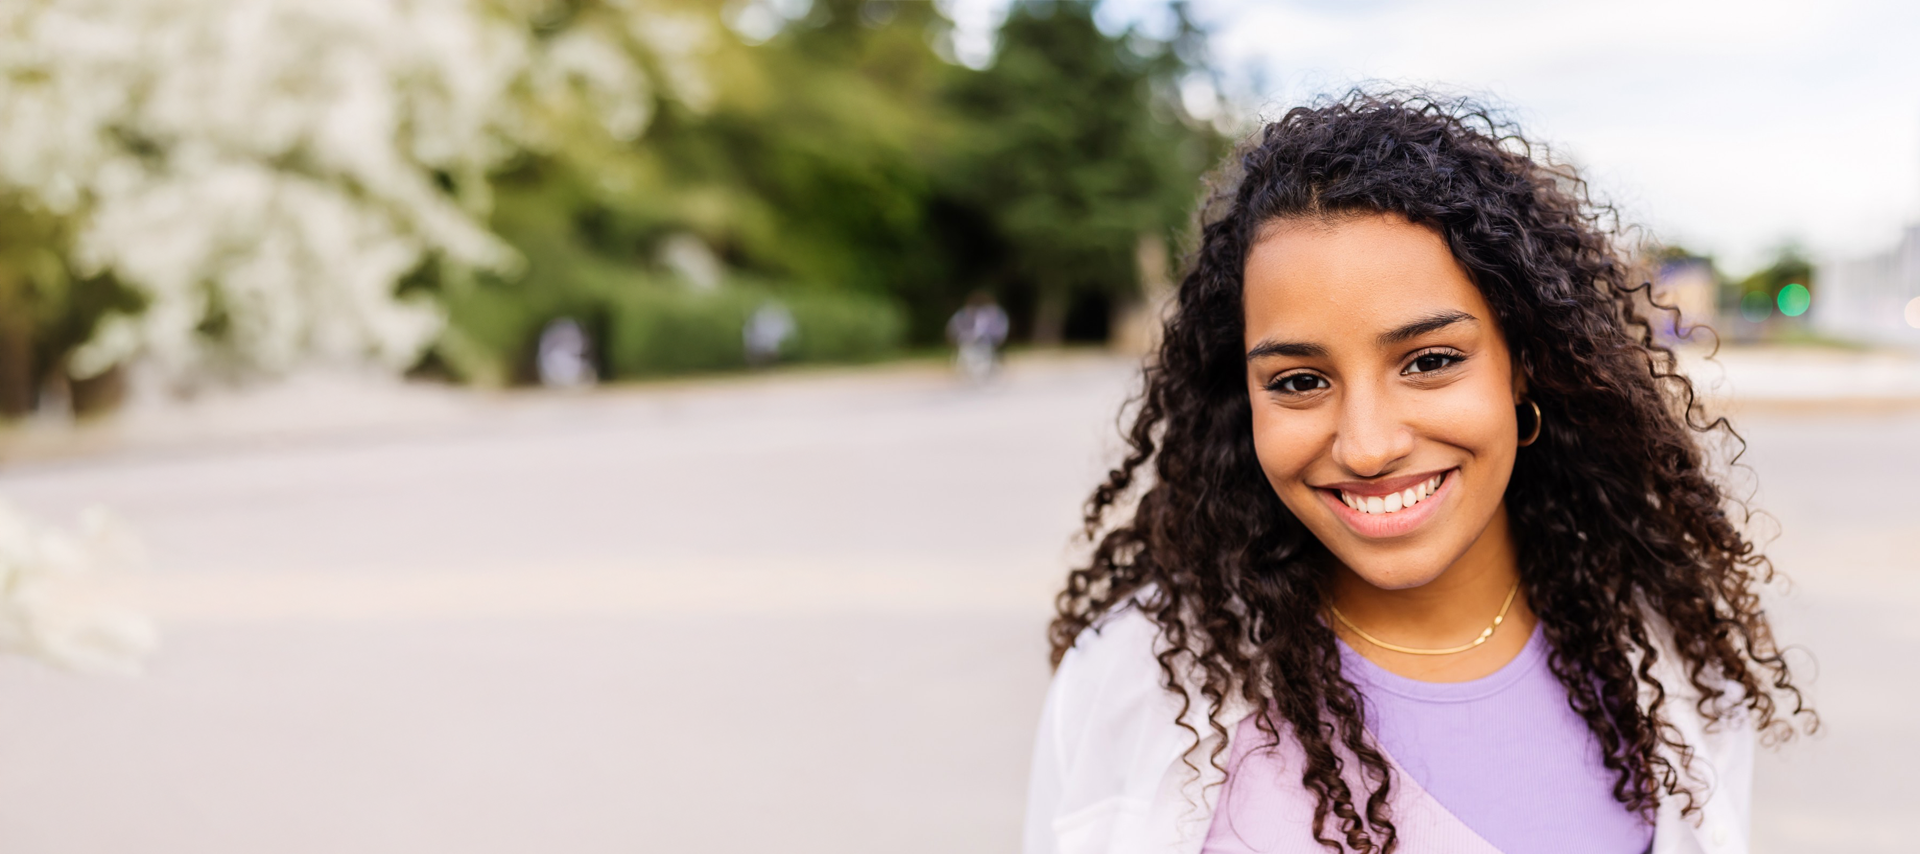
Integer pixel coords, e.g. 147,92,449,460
1250,405,1332,504
1412,376,1518,457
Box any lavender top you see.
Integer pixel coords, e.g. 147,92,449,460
1203,623,1653,854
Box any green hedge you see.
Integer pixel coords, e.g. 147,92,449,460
436,278,907,384
781,291,908,363
604,288,756,376
435,283,569,386
605,287,905,378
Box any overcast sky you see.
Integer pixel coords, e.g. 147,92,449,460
948,0,1920,275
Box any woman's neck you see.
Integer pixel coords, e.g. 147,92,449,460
1329,503,1538,682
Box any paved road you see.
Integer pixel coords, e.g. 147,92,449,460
0,355,1908,853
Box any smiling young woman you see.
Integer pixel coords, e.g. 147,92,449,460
1023,93,1813,854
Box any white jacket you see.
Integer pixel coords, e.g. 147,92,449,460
1024,600,1754,854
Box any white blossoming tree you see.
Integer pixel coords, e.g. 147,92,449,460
0,0,714,669
0,0,709,387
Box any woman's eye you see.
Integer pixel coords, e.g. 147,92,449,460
1269,373,1328,394
1406,352,1461,375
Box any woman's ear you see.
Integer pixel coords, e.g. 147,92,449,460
1510,354,1529,402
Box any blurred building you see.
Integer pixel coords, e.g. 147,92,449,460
1815,224,1920,348
1653,257,1719,343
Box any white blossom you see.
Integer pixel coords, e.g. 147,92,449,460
0,503,155,672
0,0,701,385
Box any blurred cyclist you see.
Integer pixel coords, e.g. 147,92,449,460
946,290,1009,382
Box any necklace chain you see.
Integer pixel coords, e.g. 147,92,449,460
1329,580,1522,656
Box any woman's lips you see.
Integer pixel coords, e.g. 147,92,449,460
1316,468,1456,539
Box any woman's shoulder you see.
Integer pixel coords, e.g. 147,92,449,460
1053,587,1255,733
1055,594,1169,694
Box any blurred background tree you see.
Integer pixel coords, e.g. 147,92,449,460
0,198,141,417
1647,242,1820,345
1716,244,1816,341
0,0,1229,413
945,0,1224,344
438,0,954,382
0,0,676,400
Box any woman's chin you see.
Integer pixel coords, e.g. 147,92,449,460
1335,556,1453,591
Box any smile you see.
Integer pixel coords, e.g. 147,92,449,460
1315,469,1455,539
1337,472,1445,515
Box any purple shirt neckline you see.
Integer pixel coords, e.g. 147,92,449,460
1202,617,1653,854
1336,620,1549,702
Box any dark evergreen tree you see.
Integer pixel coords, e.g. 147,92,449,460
946,1,1223,343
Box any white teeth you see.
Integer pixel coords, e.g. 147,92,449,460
1340,473,1447,516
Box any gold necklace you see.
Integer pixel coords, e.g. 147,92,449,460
1329,580,1522,656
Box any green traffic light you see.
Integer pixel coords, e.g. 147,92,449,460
1777,283,1810,317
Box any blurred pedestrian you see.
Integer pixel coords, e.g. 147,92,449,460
535,317,596,388
743,301,795,367
947,290,1009,381
1027,92,1812,854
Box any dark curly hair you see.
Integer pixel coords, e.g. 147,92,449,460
1048,90,1813,853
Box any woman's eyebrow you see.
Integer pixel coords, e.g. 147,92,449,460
1245,339,1328,361
1246,311,1476,362
1377,310,1476,346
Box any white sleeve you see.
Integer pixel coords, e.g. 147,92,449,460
1643,626,1761,854
1702,703,1757,852
1023,608,1193,854
1023,653,1072,854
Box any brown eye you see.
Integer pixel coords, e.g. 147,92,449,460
1406,352,1462,375
1269,373,1328,394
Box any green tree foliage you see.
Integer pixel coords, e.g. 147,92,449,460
3,0,1229,406
945,1,1224,343
437,0,1225,380
1736,245,1814,305
433,0,951,381
0,198,142,417
674,0,956,297
1721,245,1816,338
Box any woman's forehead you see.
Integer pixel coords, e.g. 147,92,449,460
1243,214,1490,348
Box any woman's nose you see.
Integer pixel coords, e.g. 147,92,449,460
1331,388,1415,477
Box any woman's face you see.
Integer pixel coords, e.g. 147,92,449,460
1242,213,1523,590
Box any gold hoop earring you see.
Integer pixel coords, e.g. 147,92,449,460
1517,398,1542,447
